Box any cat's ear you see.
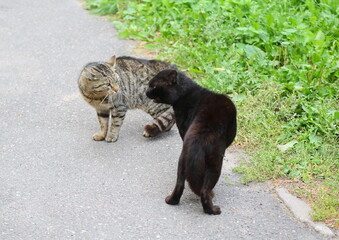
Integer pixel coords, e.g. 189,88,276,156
168,70,177,85
108,56,117,67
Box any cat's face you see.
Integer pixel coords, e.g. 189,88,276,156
146,69,179,105
78,62,119,98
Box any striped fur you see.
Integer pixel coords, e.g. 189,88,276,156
78,56,176,142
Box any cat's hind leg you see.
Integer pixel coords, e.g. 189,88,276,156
200,158,223,215
165,151,186,205
143,105,175,137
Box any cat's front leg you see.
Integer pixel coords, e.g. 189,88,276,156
105,106,127,142
93,112,109,141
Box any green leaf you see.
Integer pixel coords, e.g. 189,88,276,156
313,30,326,48
293,82,304,91
144,43,162,50
289,170,301,177
118,30,131,39
113,21,124,29
266,14,274,27
244,45,265,59
189,68,204,74
277,140,298,152
281,28,298,35
231,93,247,102
309,133,322,146
314,30,325,41
334,111,339,121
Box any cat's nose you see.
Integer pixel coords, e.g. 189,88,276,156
112,86,119,92
146,88,152,98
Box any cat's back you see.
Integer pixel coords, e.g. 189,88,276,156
116,56,176,73
115,56,177,108
199,91,236,124
203,91,237,143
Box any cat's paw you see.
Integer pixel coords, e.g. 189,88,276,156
143,124,160,137
93,133,105,141
105,135,118,142
165,195,180,205
204,205,221,215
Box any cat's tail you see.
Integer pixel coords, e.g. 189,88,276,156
184,140,205,196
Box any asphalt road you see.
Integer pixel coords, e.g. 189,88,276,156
0,0,326,239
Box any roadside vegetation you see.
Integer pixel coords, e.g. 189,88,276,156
84,0,338,227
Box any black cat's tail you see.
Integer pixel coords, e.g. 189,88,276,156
184,138,205,196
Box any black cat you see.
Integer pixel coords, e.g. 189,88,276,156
146,69,237,215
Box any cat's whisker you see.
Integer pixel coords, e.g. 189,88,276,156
100,93,109,104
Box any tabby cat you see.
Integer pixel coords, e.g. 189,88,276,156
78,56,176,142
146,69,237,215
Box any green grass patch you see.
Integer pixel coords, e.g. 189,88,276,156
311,189,339,227
84,0,339,224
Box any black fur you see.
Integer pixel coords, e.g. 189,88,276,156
146,69,237,215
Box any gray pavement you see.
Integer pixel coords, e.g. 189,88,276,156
0,0,326,239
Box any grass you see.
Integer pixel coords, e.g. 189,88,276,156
83,0,339,226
